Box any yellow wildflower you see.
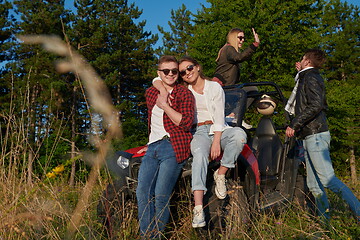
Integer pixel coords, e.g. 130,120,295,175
46,172,56,179
52,165,65,174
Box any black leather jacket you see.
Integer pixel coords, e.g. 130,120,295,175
214,44,257,86
289,68,329,139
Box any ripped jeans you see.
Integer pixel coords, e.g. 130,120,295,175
191,125,247,192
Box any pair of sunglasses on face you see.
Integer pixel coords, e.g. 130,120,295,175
238,36,245,41
158,65,195,77
158,68,179,75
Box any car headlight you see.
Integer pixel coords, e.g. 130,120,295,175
117,155,130,169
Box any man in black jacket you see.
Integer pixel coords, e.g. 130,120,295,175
286,49,360,223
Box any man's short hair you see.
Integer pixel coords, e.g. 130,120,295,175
158,55,178,66
304,49,326,68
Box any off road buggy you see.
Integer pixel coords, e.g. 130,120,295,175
97,81,312,235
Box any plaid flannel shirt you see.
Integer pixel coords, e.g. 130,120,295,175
146,84,195,163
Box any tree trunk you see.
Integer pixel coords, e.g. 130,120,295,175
349,146,357,185
27,150,33,184
69,141,76,186
27,84,37,185
69,85,77,186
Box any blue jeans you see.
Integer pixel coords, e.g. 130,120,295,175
303,131,360,219
191,125,247,192
136,138,185,238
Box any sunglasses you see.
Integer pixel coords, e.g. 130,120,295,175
179,65,195,77
238,36,245,41
158,68,179,75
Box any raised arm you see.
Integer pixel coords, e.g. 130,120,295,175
153,77,167,96
252,28,260,45
153,77,173,106
156,94,183,126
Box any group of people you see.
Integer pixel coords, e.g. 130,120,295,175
134,28,360,238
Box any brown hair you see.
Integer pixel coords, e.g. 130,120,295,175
179,56,210,81
216,28,244,61
303,49,326,68
158,55,178,66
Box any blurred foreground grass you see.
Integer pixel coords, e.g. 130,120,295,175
0,174,359,240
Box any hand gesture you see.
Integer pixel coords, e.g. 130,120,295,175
159,90,173,106
252,28,260,44
156,94,169,109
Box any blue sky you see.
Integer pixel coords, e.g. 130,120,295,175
127,0,210,35
64,0,210,47
65,0,358,47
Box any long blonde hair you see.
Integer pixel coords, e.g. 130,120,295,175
216,28,244,61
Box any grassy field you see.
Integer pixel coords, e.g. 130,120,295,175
0,172,359,239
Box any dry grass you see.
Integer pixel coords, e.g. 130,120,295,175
16,35,122,239
0,35,122,239
1,177,359,239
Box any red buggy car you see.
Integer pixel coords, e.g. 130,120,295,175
98,81,312,235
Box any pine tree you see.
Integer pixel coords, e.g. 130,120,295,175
71,0,157,149
0,0,12,104
72,0,156,103
0,0,13,153
320,0,360,181
2,0,72,183
320,0,360,83
188,0,359,177
0,0,12,65
157,4,195,58
190,0,324,86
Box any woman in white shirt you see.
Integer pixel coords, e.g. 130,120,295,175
153,56,247,228
180,56,247,228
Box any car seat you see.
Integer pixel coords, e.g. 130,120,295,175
250,116,283,188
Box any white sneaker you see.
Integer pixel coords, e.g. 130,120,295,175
241,120,252,129
192,205,206,228
214,169,227,199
